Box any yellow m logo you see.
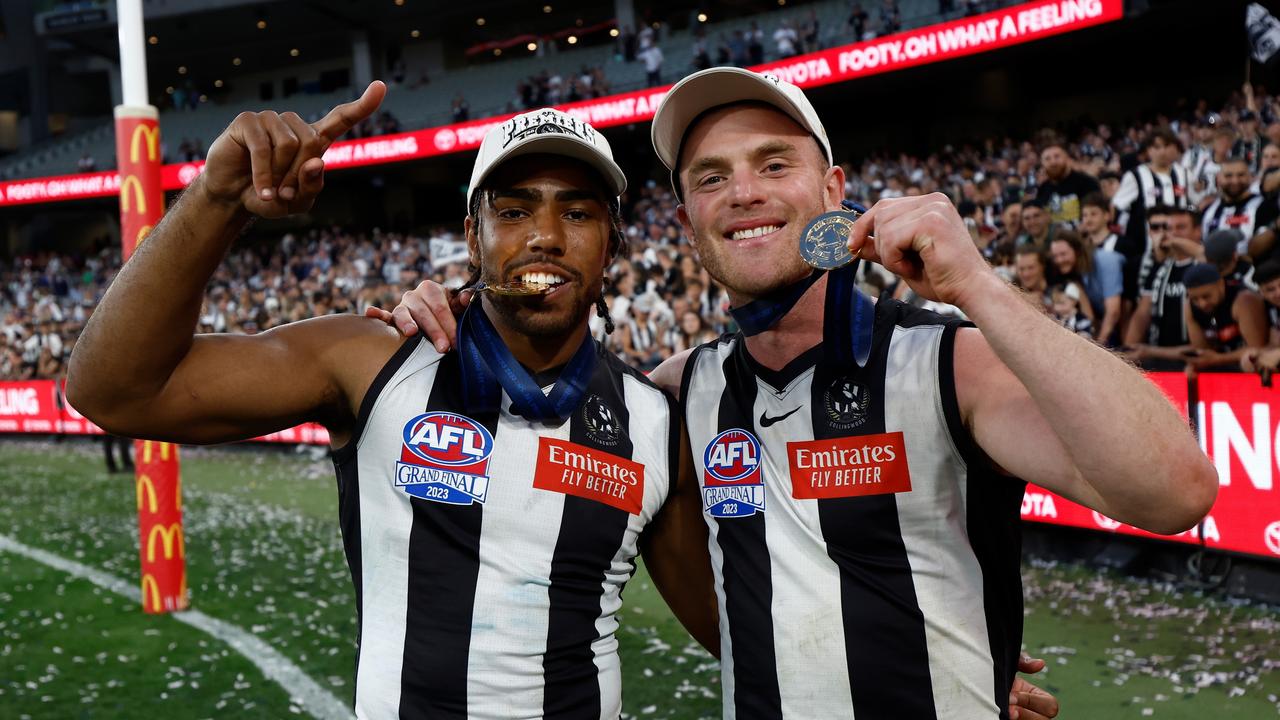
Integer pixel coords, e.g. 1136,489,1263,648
141,574,161,612
130,123,161,164
136,474,158,513
120,175,146,214
141,440,173,463
146,523,185,562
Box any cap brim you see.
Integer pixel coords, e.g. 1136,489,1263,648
471,134,627,204
651,67,821,171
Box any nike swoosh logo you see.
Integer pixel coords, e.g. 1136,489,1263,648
759,407,801,427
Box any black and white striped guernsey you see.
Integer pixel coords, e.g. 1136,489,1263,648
680,299,1025,719
332,334,678,719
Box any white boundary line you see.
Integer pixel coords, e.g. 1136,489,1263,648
0,534,354,720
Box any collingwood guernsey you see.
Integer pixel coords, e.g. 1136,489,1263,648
333,334,677,719
681,298,1025,719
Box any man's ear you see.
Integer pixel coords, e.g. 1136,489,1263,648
824,163,847,211
676,204,697,251
465,215,481,271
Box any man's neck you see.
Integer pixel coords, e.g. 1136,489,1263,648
1150,160,1173,174
481,297,589,374
1088,227,1111,245
739,273,830,371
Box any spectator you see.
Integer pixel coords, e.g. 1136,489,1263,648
1250,259,1280,344
773,20,800,59
670,311,718,353
1236,109,1267,175
848,2,869,41
801,10,821,53
1199,157,1280,263
1183,116,1219,199
715,33,733,65
1050,283,1093,339
620,25,637,62
451,94,470,123
1125,207,1204,368
1184,263,1268,370
879,0,901,35
1204,228,1255,290
1098,169,1122,202
1113,128,1192,306
1013,245,1052,313
638,38,665,86
77,152,96,172
1017,198,1058,250
618,292,665,370
1189,126,1235,204
1053,230,1124,344
748,22,766,65
692,35,712,71
1035,142,1101,225
103,434,134,474
1000,201,1023,243
1081,192,1121,252
728,30,749,66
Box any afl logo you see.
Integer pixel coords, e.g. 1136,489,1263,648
704,429,761,483
702,429,765,518
402,412,494,466
396,412,494,506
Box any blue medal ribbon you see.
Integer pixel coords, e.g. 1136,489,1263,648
457,300,597,421
727,200,875,367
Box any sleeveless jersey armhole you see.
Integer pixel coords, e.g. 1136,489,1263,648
331,334,425,465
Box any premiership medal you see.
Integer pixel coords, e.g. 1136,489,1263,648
799,210,860,270
474,281,554,296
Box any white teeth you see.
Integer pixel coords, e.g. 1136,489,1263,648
731,225,780,241
518,271,566,286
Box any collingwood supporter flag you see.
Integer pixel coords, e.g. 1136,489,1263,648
1248,3,1280,64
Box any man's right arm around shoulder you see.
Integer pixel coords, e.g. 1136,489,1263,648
68,82,401,446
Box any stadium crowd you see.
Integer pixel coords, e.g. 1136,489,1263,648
7,82,1280,381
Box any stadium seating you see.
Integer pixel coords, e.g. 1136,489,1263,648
0,0,988,181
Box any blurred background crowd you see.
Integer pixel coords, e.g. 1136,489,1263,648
6,79,1280,379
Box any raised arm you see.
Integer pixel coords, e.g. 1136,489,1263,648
851,194,1217,535
67,82,400,445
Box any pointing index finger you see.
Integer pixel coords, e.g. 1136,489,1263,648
313,80,388,144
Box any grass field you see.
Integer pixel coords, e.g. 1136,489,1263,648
1,439,1277,718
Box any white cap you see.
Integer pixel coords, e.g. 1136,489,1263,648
468,108,626,208
650,67,833,197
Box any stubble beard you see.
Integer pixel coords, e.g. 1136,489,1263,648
481,266,597,339
692,193,825,300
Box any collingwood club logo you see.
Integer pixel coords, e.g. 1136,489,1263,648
583,394,621,446
501,110,595,149
824,377,869,430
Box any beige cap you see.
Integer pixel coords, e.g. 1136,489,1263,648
468,108,626,207
650,67,832,196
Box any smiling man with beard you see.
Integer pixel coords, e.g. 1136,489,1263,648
67,93,717,719
643,68,1215,719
